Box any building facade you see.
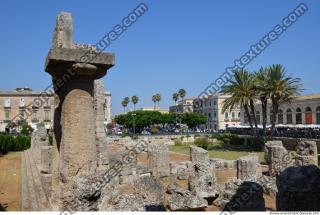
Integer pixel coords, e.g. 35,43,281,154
0,87,113,132
0,88,54,131
169,97,196,113
240,94,320,125
193,94,241,131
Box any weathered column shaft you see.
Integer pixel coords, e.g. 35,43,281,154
59,79,97,176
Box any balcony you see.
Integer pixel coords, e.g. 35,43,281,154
231,118,240,122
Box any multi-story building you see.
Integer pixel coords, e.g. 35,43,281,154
0,88,54,131
0,87,113,132
169,97,196,113
193,94,241,131
240,93,320,125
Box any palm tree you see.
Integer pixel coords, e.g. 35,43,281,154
254,67,269,135
121,97,130,113
152,95,157,110
155,93,161,107
131,95,139,111
266,64,302,131
221,69,258,136
178,89,186,101
172,93,179,105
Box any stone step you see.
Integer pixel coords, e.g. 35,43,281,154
22,151,41,211
21,150,52,211
21,152,30,211
25,149,51,211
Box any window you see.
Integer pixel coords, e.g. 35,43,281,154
208,113,212,119
4,99,10,107
32,111,38,121
317,107,320,124
305,107,313,124
44,110,50,121
286,109,293,124
278,109,283,124
19,98,25,107
213,100,217,106
238,112,241,118
232,112,235,120
225,112,229,120
4,110,10,120
296,108,302,124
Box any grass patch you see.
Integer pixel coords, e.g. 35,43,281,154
169,142,265,162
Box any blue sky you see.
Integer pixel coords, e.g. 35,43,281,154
0,0,319,115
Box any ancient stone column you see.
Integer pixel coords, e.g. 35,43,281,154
45,12,114,210
148,142,170,177
94,80,108,166
188,146,219,199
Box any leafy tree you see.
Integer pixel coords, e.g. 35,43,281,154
131,95,139,110
181,112,206,129
114,111,206,133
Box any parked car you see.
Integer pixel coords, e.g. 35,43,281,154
115,130,123,135
141,130,151,135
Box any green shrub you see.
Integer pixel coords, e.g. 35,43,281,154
151,127,159,135
194,137,211,150
20,124,34,136
48,135,53,146
247,137,265,151
0,134,31,155
174,139,183,146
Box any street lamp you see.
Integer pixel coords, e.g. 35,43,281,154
132,113,137,138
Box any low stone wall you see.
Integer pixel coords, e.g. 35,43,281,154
272,137,320,152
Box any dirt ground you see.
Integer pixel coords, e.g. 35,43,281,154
0,152,21,211
0,144,275,211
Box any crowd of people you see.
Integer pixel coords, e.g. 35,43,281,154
227,126,320,139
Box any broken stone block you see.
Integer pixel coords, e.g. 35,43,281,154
276,165,320,211
188,162,219,199
237,154,261,180
222,180,265,212
40,145,52,174
148,143,170,177
169,161,191,180
264,140,293,177
210,158,236,170
133,176,165,205
166,183,208,211
295,140,318,166
189,145,210,164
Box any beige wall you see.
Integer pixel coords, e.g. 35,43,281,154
240,94,320,125
0,90,54,131
193,94,241,131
